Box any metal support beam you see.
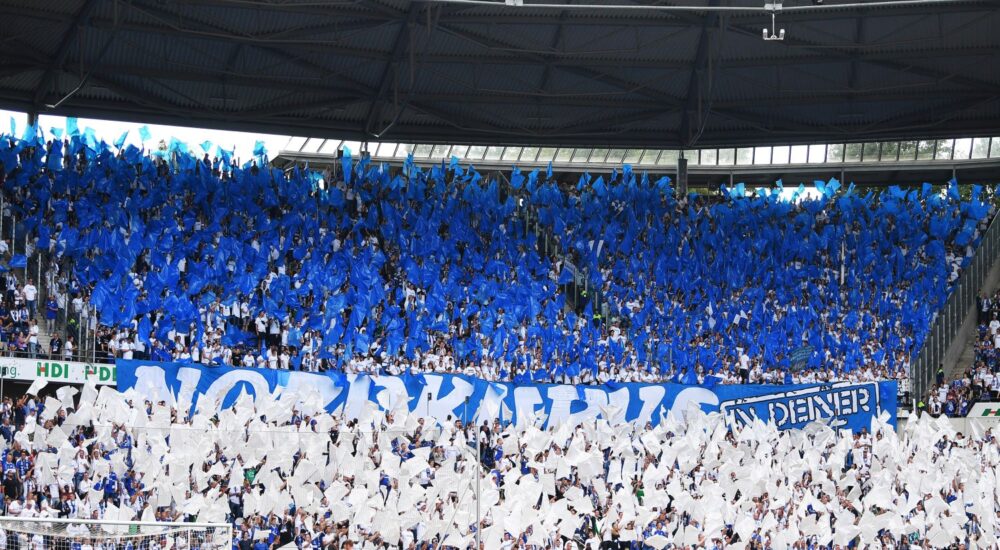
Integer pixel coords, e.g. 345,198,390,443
31,0,103,108
538,5,571,94
847,15,866,90
437,24,686,109
129,1,376,97
725,20,999,92
364,4,421,137
680,3,718,146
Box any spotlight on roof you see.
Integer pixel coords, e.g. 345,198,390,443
763,2,785,41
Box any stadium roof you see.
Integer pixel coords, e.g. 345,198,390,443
1,0,998,148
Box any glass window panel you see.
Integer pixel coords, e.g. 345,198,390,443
536,147,558,161
375,142,398,156
826,143,844,163
413,143,434,157
641,150,661,164
971,138,990,159
502,147,522,161
790,145,808,164
718,148,735,165
658,150,679,165
466,145,486,160
431,144,451,158
736,148,753,165
771,146,790,164
605,149,627,163
991,138,1000,158
571,148,592,162
753,147,772,164
880,142,898,161
590,149,609,162
342,141,362,155
844,143,862,162
686,150,700,166
555,148,574,162
808,144,826,163
519,147,539,162
395,143,415,157
285,136,307,152
319,140,342,154
484,146,504,160
917,140,937,160
898,141,917,161
935,139,954,160
953,138,972,160
699,149,717,165
623,149,644,163
450,145,469,158
916,140,936,160
862,142,880,162
302,138,323,153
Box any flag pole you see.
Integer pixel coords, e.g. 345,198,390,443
476,417,482,550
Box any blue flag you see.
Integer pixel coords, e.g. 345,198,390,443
367,378,386,408
341,146,352,183
66,117,80,138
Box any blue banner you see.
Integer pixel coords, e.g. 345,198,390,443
116,360,896,431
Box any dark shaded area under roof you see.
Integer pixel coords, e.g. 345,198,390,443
0,0,998,148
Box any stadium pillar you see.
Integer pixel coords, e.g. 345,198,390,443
27,111,37,127
476,428,481,550
677,157,689,196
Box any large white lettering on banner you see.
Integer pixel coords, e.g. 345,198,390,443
117,360,897,431
0,357,117,385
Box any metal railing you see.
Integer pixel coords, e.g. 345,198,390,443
911,213,1000,401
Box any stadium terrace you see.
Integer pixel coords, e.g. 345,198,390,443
0,127,992,394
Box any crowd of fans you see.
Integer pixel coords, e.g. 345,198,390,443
923,290,1000,417
0,127,993,391
0,384,994,549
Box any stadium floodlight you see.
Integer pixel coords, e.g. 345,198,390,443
762,3,785,41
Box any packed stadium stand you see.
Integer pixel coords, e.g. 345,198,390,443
0,125,992,547
1,0,1000,547
0,379,997,548
0,134,994,391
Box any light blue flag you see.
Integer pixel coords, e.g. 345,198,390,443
200,140,213,153
50,127,63,139
138,125,151,142
20,122,38,143
83,127,97,149
114,130,129,149
9,117,15,137
216,146,233,167
341,146,352,182
66,117,80,137
253,140,266,157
